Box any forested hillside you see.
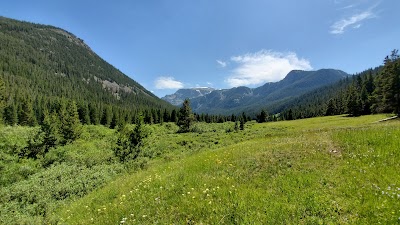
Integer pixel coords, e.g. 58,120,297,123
0,17,175,126
278,50,399,120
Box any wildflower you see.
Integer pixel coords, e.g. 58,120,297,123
142,215,147,218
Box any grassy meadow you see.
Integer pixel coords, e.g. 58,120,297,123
1,114,400,224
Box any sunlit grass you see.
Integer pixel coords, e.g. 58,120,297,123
56,115,400,224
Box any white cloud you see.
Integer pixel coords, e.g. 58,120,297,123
154,76,184,89
216,60,227,68
330,2,379,34
225,50,312,87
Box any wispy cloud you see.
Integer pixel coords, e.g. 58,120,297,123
154,76,184,89
216,60,227,68
330,2,380,34
225,50,312,87
341,4,356,10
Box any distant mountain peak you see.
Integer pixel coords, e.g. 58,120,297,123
162,87,215,106
188,69,349,115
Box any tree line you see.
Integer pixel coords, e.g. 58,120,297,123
268,50,400,121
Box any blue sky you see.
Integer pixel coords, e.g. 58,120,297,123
1,0,399,97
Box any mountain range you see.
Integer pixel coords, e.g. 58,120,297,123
163,69,349,115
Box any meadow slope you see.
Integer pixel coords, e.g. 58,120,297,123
56,115,400,224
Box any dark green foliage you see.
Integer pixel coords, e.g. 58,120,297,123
234,121,240,132
371,50,400,115
170,109,178,123
109,113,119,129
17,96,37,126
0,76,4,122
114,115,149,162
59,100,81,144
3,103,18,125
177,99,195,133
325,99,336,116
77,102,90,125
346,85,362,117
239,118,245,130
41,110,61,153
20,110,61,159
256,109,268,123
100,106,112,127
88,102,100,125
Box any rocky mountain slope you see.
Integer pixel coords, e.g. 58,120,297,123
168,69,348,115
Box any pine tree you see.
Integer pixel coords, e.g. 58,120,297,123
41,110,61,153
18,96,37,126
60,100,82,144
372,50,400,115
110,112,119,129
163,109,170,122
257,109,268,123
114,114,149,162
170,109,177,123
89,102,100,125
100,106,112,126
177,99,195,133
234,120,240,132
346,85,362,116
78,102,91,125
239,117,245,130
0,76,5,123
325,98,336,116
287,109,293,120
3,103,18,125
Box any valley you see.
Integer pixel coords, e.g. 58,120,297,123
0,13,399,225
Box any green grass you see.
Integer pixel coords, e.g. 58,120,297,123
54,114,400,224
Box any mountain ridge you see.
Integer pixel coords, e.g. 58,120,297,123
162,87,215,106
0,16,174,125
163,69,349,115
